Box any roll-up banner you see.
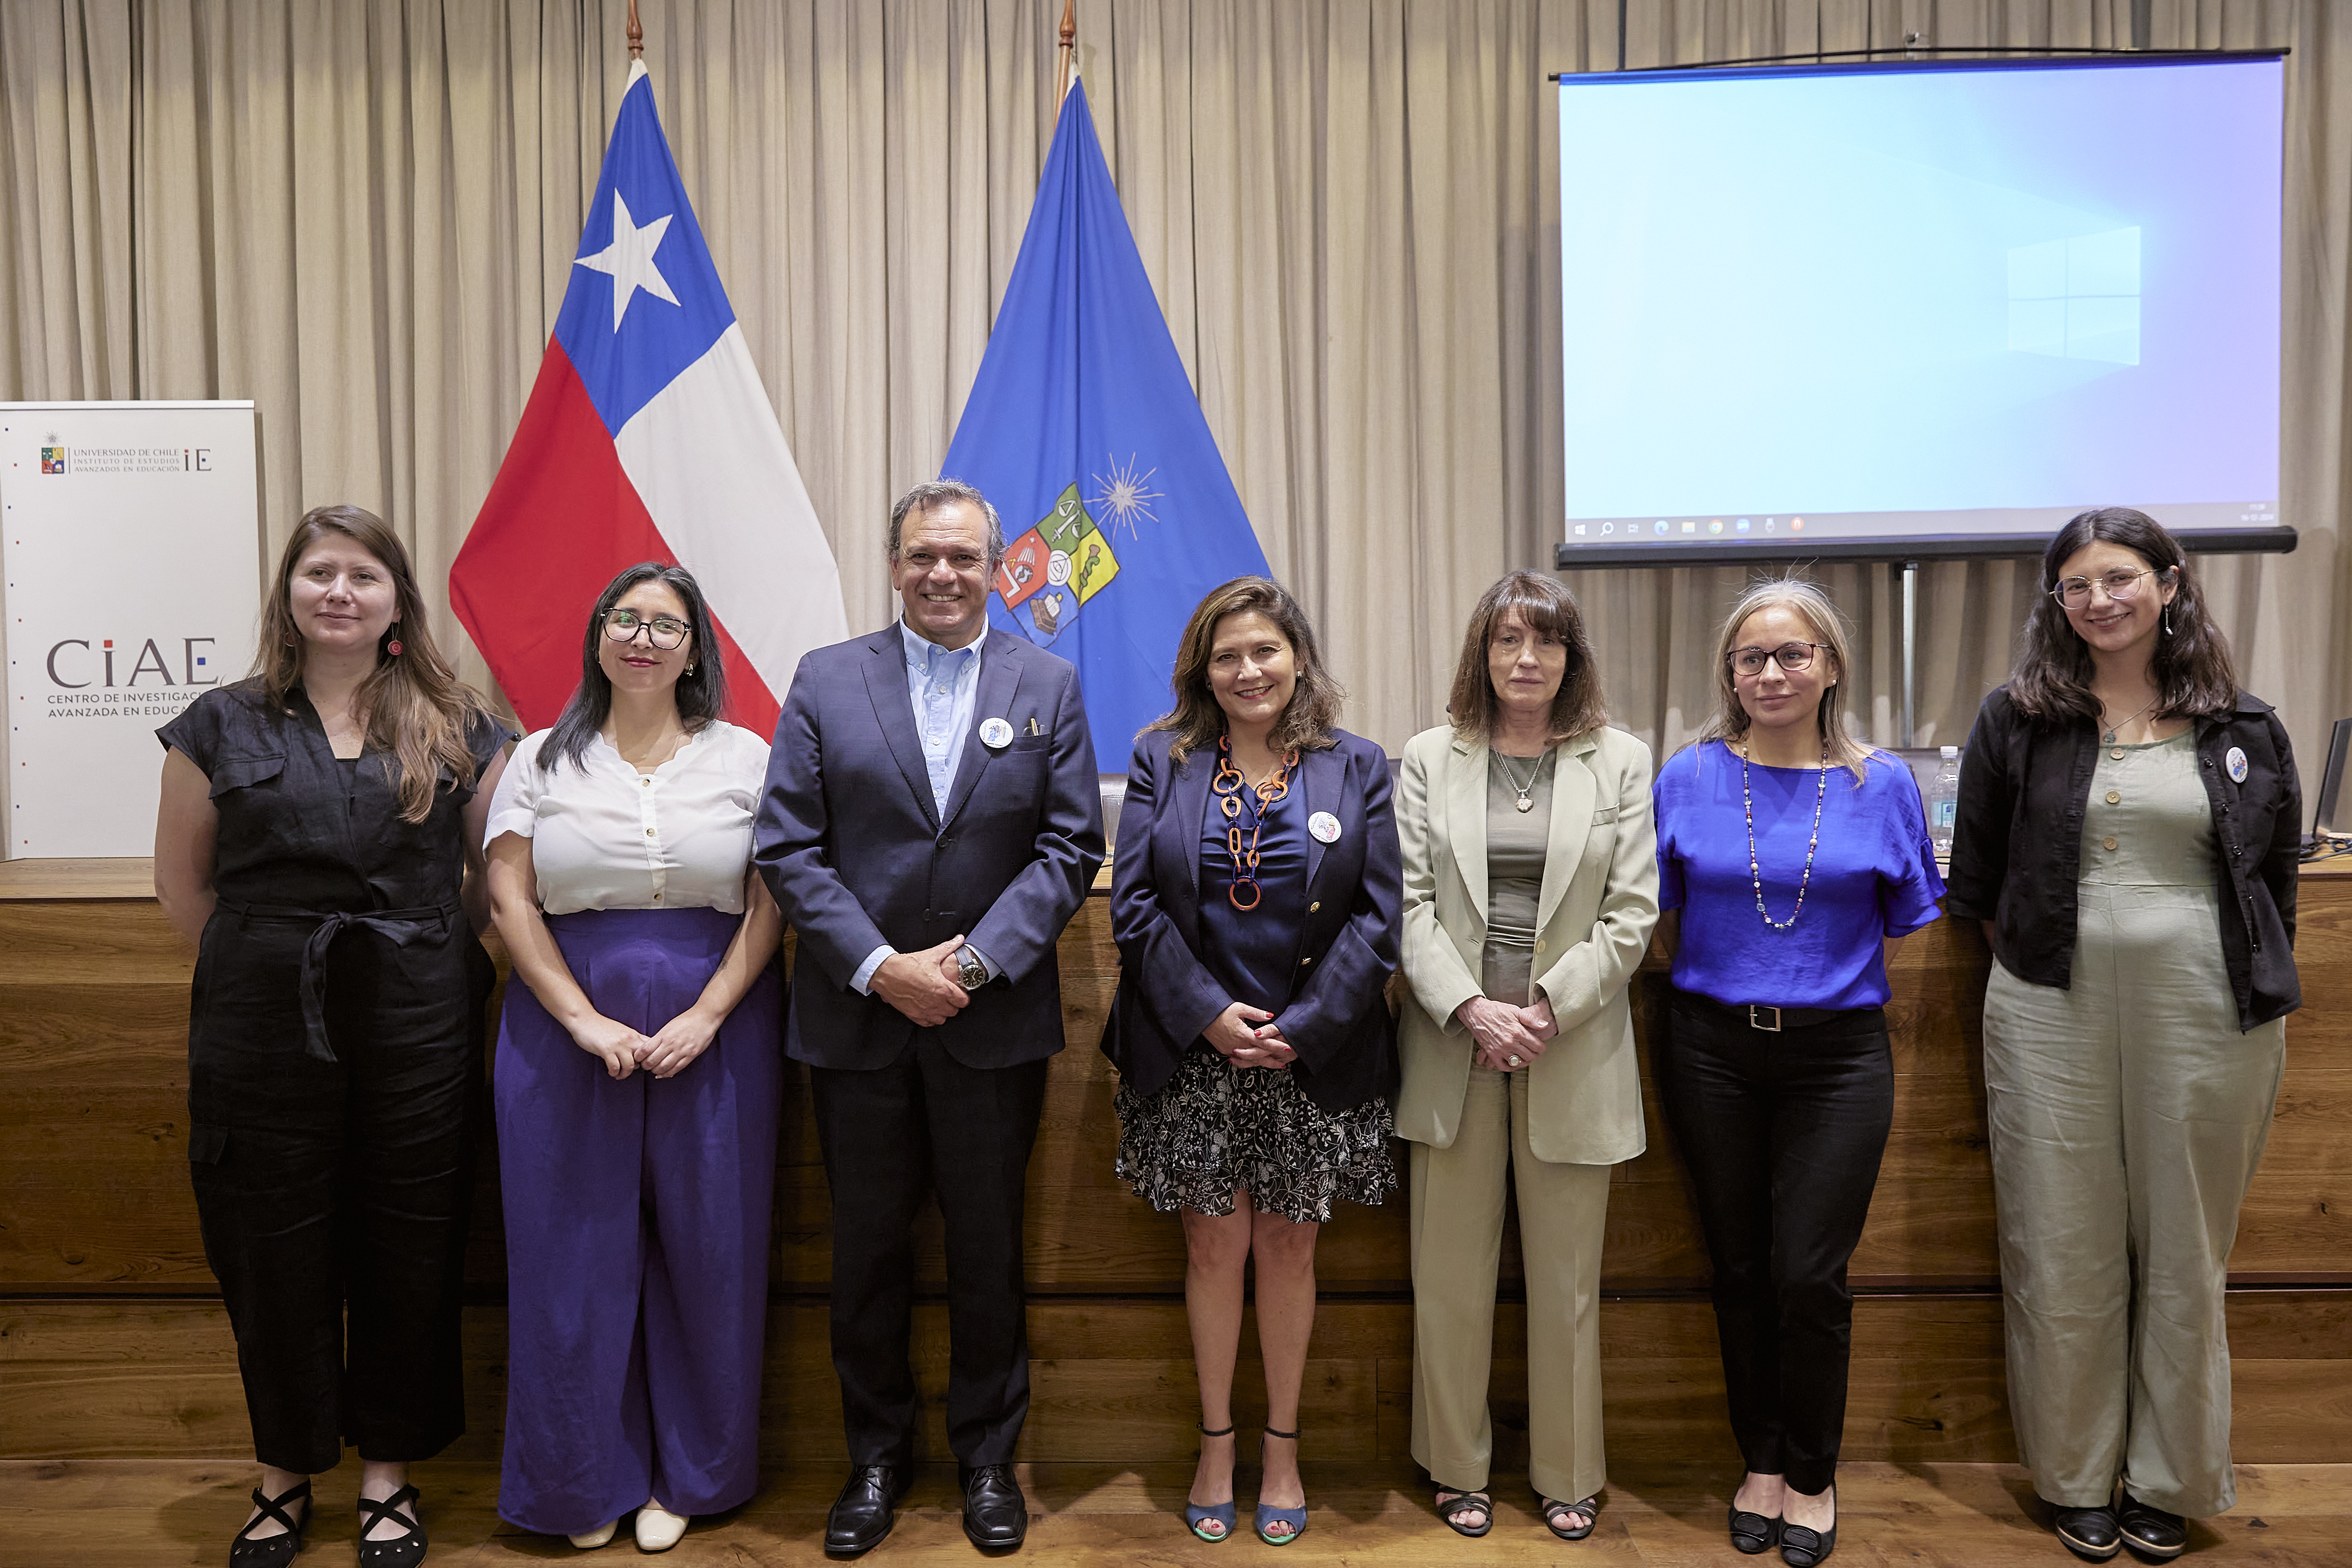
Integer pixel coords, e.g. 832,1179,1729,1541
0,402,263,858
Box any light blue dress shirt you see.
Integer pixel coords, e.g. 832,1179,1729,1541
850,620,998,995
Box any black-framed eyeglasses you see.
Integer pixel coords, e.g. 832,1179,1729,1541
2049,566,2172,608
603,607,690,650
1729,641,1830,677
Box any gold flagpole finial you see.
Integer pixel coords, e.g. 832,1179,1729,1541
1055,0,1076,103
628,0,644,61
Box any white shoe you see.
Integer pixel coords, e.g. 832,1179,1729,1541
568,1519,618,1548
635,1499,689,1553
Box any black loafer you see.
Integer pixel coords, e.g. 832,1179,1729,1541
1729,1506,1781,1554
1779,1518,1836,1567
961,1463,1029,1551
825,1465,907,1557
2055,1504,2122,1561
2117,1495,2187,1561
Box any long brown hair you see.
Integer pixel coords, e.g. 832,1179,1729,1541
1146,576,1343,769
2007,507,2239,726
1694,574,1875,785
254,505,494,822
1448,571,1607,744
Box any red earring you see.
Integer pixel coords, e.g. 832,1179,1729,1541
386,638,404,656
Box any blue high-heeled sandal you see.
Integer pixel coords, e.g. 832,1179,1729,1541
1184,1423,1238,1543
1254,1427,1308,1545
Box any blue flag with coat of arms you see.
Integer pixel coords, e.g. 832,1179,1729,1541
942,77,1273,768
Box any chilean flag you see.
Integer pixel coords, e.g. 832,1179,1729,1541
452,61,846,736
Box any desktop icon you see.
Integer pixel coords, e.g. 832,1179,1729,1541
1655,521,1670,535
1765,518,1777,533
1602,521,1615,535
1791,517,1805,532
1573,523,1587,536
1682,521,1696,534
1735,518,1751,534
1708,519,1724,535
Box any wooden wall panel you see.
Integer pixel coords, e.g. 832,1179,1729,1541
9,1293,2345,1465
2,862,2347,1465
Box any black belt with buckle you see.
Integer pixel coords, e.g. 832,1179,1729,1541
1675,990,1861,1033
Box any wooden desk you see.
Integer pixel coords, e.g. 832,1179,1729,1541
3,859,2346,1468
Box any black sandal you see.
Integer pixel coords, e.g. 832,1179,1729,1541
356,1484,427,1568
229,1479,311,1567
1434,1490,1493,1538
1542,1495,1599,1541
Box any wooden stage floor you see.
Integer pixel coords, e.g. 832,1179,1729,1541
3,1458,2344,1567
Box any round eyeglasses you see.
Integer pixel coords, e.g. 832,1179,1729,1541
1729,641,1830,677
2049,567,2172,609
603,607,690,650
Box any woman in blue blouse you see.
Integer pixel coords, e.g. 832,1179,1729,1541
1651,578,1944,1568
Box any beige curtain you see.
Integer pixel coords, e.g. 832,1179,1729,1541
3,0,2346,801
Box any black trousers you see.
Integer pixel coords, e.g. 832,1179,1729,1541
188,934,490,1475
1654,989,1894,1495
809,1032,1049,1469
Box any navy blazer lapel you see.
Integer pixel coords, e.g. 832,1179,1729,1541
940,631,1022,832
1174,740,1216,905
1300,744,1340,890
860,631,939,832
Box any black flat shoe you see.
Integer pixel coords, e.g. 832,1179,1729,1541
825,1465,907,1557
962,1463,1029,1551
2117,1495,2187,1561
1729,1506,1781,1555
2055,1504,2122,1562
1779,1484,1835,1568
355,1484,425,1568
229,1479,311,1568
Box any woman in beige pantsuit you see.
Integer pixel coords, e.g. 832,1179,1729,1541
1396,572,1659,1544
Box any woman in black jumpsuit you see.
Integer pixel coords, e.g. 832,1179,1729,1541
154,505,510,1568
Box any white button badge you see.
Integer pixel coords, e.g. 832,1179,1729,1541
2226,746,2249,784
1308,811,1342,844
979,717,1014,751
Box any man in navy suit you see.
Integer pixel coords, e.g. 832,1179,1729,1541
755,480,1105,1555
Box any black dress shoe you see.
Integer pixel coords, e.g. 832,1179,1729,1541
2117,1495,2187,1561
825,1465,907,1557
961,1464,1029,1551
1729,1506,1781,1554
2054,1504,2122,1562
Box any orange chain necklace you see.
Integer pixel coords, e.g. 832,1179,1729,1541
1211,733,1298,911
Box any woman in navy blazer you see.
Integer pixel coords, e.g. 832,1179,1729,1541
1102,576,1401,1547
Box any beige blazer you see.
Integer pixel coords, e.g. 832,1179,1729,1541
1393,722,1659,1164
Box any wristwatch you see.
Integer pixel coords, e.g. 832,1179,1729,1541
955,944,989,991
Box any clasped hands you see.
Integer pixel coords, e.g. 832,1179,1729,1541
569,1007,723,1081
870,934,978,1029
1205,1001,1297,1069
1454,994,1559,1072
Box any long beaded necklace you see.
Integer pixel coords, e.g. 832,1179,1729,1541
1211,733,1298,911
1738,739,1829,931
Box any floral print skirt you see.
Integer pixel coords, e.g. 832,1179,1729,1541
1113,1043,1398,1224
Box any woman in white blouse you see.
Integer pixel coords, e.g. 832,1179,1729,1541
483,564,783,1554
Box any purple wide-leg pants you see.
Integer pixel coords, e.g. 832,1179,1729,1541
493,907,782,1536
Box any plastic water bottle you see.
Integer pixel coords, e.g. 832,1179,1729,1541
1928,745,1961,859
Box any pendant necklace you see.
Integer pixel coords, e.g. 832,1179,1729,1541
1739,739,1829,931
1497,748,1543,812
2101,697,2157,746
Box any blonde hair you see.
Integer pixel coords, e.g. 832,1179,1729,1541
1695,574,1875,785
254,505,495,822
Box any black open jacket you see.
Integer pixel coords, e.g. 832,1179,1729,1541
1945,685,2301,1033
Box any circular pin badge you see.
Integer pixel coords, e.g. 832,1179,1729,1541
979,717,1014,751
1308,811,1342,844
2226,745,2249,784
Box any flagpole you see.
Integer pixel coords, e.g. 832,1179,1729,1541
1054,0,1075,107
627,0,644,60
